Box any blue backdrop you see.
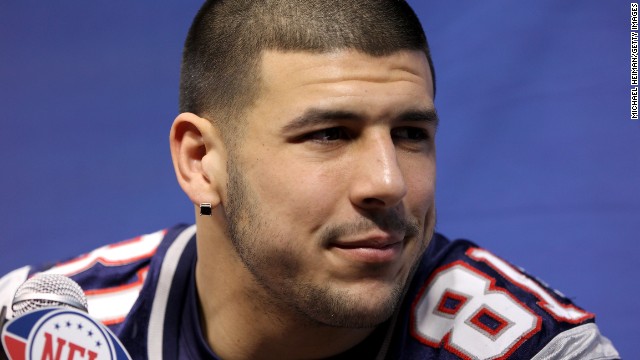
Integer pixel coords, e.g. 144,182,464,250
0,1,637,357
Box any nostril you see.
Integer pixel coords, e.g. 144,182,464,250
362,197,387,207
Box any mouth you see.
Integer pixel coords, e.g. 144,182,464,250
330,235,404,264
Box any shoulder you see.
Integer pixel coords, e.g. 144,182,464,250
390,233,619,359
0,225,192,328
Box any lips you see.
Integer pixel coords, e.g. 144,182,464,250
330,234,404,263
333,238,402,249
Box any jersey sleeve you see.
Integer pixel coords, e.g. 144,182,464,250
0,229,167,332
391,234,620,359
530,323,619,360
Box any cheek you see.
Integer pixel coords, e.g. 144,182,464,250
248,160,342,229
405,160,436,215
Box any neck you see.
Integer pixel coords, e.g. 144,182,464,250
194,217,377,360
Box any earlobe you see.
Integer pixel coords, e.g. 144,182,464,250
170,112,226,208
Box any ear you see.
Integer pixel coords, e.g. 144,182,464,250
170,112,227,208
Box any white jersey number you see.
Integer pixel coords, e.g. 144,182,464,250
412,247,593,359
467,248,592,323
412,261,541,359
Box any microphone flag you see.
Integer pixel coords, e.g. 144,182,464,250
1,308,130,360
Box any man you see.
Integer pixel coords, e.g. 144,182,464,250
0,1,620,359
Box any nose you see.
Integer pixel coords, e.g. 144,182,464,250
349,132,407,210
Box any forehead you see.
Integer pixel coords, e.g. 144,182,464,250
244,49,434,129
257,49,434,99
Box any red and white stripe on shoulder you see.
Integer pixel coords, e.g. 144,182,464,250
41,229,167,325
42,229,166,277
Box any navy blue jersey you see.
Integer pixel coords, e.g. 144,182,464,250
0,225,619,359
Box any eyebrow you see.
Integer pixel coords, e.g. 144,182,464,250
282,107,439,133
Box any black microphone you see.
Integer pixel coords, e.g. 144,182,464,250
1,273,131,360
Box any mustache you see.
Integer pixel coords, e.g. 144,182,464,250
320,211,421,244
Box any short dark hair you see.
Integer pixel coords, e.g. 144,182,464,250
179,0,435,139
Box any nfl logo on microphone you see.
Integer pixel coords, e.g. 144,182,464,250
2,308,130,360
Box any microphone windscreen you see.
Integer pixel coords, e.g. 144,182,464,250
11,273,88,317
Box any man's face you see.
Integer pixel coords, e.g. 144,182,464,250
223,49,436,328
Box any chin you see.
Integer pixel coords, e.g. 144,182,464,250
299,280,405,329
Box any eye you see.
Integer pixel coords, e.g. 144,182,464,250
305,127,350,143
392,127,430,142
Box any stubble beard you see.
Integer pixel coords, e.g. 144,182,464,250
224,161,425,328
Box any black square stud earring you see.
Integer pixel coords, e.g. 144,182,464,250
200,203,212,216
